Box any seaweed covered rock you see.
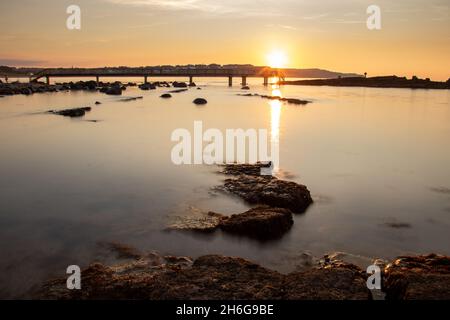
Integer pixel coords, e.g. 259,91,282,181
384,254,450,300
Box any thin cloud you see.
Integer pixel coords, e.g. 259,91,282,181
0,59,47,67
103,0,286,17
266,24,297,31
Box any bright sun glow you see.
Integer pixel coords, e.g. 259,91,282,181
266,50,288,68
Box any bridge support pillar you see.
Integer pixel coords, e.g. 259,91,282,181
144,76,148,84
46,76,50,85
96,76,100,85
263,77,268,86
228,76,233,87
189,76,193,85
242,76,247,86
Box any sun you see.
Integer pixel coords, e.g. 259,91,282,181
266,50,288,68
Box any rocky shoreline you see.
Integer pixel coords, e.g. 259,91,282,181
0,80,189,97
36,245,450,300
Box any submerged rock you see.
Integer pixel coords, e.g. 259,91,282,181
118,96,143,102
95,101,102,105
160,93,172,99
37,252,370,300
169,88,188,93
238,93,311,105
49,107,92,118
384,254,450,300
241,86,250,90
193,98,207,105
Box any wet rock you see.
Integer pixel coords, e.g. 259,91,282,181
172,81,188,88
188,82,196,87
221,162,272,176
220,164,313,214
37,253,370,300
160,93,172,99
95,101,101,105
384,254,450,300
219,206,293,240
49,107,92,118
153,81,170,88
193,98,207,105
139,83,156,90
241,86,250,90
105,86,122,95
21,87,33,95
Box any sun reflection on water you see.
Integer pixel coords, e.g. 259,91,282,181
269,87,282,173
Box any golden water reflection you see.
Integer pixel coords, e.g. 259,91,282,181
269,86,282,173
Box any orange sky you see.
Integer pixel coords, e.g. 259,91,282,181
0,0,449,80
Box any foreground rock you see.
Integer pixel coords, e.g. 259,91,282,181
169,206,294,240
219,163,313,214
37,252,370,300
49,107,92,118
383,254,450,300
219,207,293,240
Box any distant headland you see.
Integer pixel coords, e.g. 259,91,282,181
281,75,450,90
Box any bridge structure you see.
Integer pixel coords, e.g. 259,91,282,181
26,67,285,86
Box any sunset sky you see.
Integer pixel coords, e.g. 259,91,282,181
0,0,449,80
